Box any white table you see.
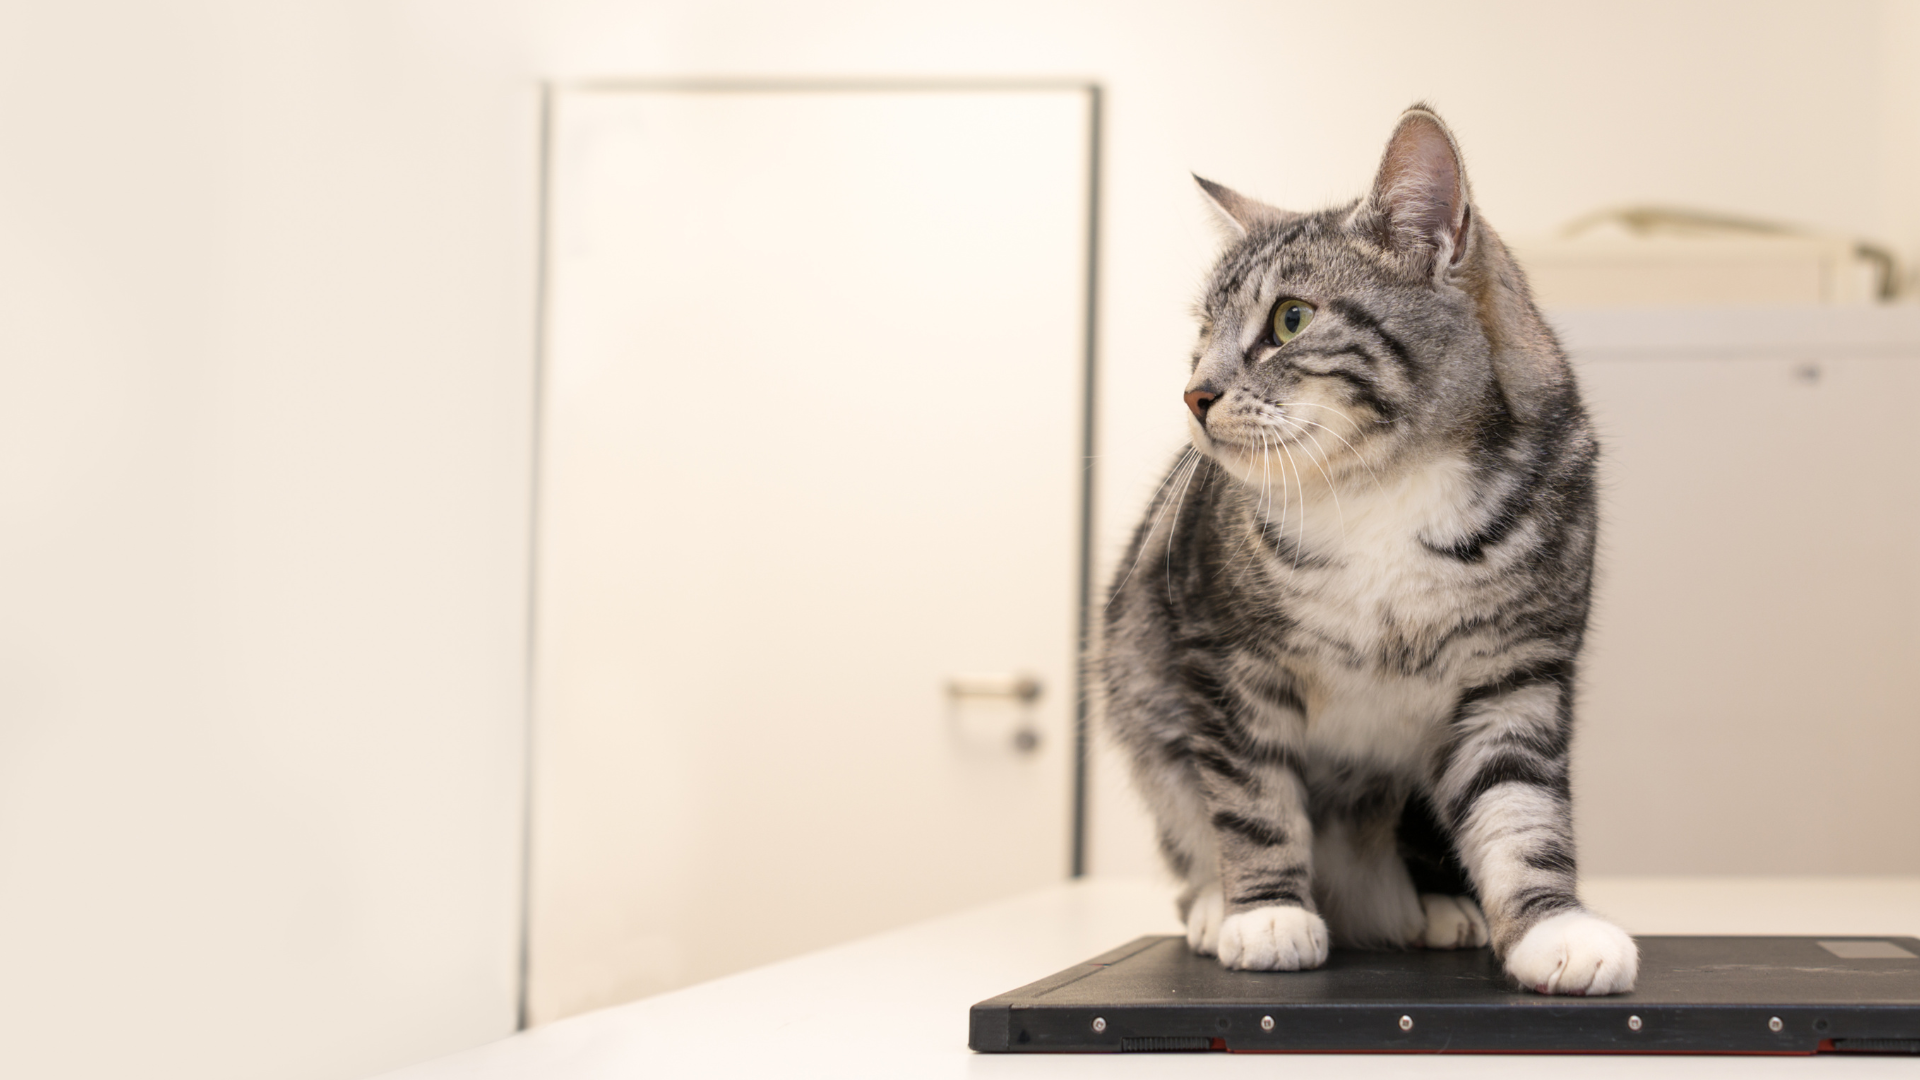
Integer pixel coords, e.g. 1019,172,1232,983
379,877,1920,1078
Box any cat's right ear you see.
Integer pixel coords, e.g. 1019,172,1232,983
1363,106,1474,278
1193,175,1289,239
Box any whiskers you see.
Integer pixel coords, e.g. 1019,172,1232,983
1258,430,1280,551
1273,401,1387,495
1222,429,1283,571
1274,426,1315,557
1164,449,1208,602
1106,446,1203,611
1236,421,1316,567
1230,398,1388,564
1275,415,1347,543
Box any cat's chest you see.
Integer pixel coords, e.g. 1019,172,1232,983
1279,538,1465,765
1250,461,1495,762
1277,511,1483,670
1297,528,1454,629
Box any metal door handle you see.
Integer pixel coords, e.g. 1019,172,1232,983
944,674,1043,704
944,673,1043,753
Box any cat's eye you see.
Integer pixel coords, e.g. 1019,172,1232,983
1271,299,1315,345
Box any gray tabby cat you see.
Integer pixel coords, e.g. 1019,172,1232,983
1099,105,1637,995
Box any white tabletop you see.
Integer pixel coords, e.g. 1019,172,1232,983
379,876,1920,1079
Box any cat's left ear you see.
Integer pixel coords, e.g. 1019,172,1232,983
1364,105,1474,278
1193,175,1292,238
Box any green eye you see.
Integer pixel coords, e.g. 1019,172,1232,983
1271,299,1315,344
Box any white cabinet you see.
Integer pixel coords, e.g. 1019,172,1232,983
1564,307,1920,874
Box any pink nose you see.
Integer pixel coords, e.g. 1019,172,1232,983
1184,389,1217,420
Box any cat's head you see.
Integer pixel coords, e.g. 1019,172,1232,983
1184,105,1568,486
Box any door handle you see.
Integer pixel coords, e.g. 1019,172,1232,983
944,674,1043,705
945,674,1044,753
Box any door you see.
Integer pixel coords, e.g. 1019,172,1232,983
527,84,1094,1022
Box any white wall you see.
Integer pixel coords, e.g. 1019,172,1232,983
1878,0,1920,275
0,5,537,1079
3,2,1918,1079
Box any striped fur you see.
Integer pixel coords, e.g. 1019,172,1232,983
1099,106,1637,994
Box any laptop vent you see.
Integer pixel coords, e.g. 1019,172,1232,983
1832,1039,1920,1054
1119,1036,1215,1053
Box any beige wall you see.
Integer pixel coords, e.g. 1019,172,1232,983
0,6,539,1080
3,3,1918,1079
1878,0,1920,270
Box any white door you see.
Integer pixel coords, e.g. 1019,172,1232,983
528,85,1093,1022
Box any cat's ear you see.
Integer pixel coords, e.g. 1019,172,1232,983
1363,105,1474,276
1193,175,1290,238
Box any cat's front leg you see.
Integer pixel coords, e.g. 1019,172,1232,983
1436,668,1638,995
1200,755,1328,972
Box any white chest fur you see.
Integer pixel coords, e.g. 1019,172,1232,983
1251,453,1484,766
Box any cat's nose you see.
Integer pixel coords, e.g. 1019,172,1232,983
1184,389,1218,422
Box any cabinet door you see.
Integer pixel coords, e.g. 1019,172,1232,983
529,86,1092,1022
1576,350,1920,873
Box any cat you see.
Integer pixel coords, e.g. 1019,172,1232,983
1097,105,1638,996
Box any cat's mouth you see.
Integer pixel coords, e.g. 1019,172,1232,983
1199,429,1300,462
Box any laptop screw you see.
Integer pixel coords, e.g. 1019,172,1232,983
1261,1015,1275,1032
1092,1017,1106,1033
1399,1015,1414,1031
1769,1017,1783,1033
1628,1015,1642,1031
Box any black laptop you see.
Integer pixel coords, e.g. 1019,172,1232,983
970,935,1920,1054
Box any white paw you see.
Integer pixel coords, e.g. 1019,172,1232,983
1185,884,1225,956
1217,905,1330,971
1506,910,1639,995
1417,894,1489,949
